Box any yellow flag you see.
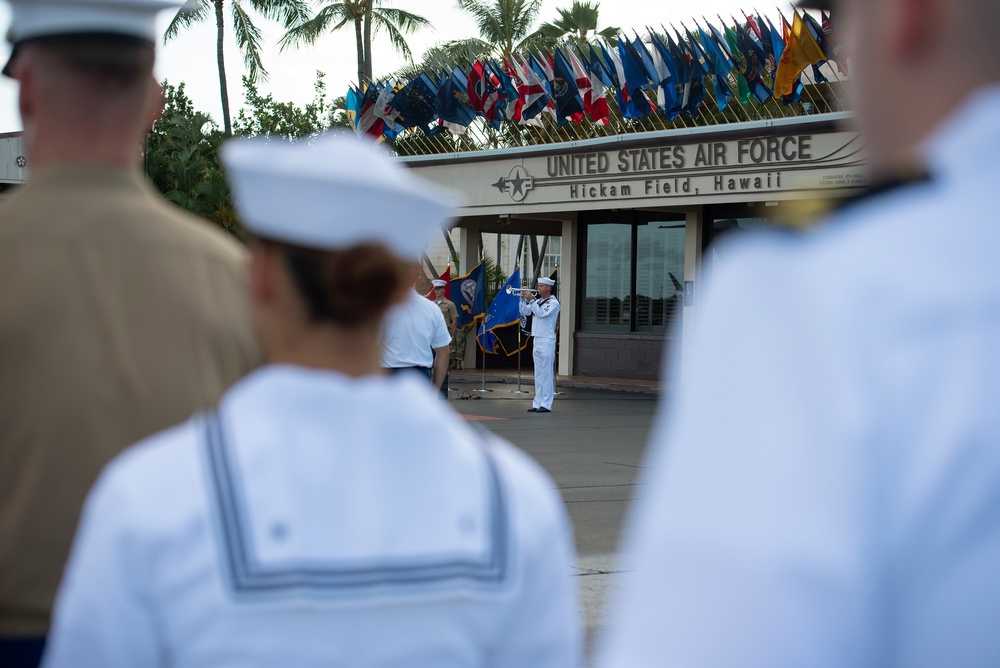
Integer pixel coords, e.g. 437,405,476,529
774,12,827,97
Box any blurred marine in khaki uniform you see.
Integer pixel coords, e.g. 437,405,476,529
0,1,258,664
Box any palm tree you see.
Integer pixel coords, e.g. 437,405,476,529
280,1,430,88
165,0,311,137
534,0,618,48
456,0,544,62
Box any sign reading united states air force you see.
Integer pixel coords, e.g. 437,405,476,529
409,130,868,215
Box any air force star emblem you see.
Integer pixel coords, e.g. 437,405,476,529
491,165,534,202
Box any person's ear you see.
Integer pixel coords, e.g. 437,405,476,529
891,0,940,63
14,57,35,125
143,76,164,130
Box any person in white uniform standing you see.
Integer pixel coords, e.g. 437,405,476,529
598,0,1000,666
42,135,581,668
519,277,560,413
380,270,452,388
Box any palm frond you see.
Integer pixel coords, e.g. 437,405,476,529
279,5,352,49
375,18,415,62
374,7,432,33
231,1,268,82
163,0,211,42
246,0,312,29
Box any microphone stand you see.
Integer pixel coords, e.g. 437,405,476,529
512,321,529,394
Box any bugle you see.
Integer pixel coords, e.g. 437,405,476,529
505,286,539,296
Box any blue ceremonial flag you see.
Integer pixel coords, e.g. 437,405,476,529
618,40,651,94
391,73,439,128
630,35,658,84
346,86,362,131
477,268,524,355
617,40,653,117
698,26,735,110
552,48,584,124
649,34,679,116
436,66,476,128
451,262,486,331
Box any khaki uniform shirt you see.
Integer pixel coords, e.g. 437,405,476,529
0,165,259,637
435,298,458,335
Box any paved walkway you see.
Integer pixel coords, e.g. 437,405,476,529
446,379,661,661
450,368,666,395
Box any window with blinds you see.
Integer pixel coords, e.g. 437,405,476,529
581,217,685,334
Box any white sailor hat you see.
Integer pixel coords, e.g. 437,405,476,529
221,133,458,259
2,0,186,76
538,276,556,286
432,279,447,288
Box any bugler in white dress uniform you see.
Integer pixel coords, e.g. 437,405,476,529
520,282,560,411
598,86,1000,667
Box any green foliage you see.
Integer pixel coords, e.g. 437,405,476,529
482,253,509,306
233,71,342,139
146,82,243,239
532,0,618,48
281,0,430,87
456,0,544,61
163,0,312,135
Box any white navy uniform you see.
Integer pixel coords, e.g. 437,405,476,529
43,366,581,668
520,295,560,410
381,289,453,372
598,85,1000,667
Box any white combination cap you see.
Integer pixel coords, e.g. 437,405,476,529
221,133,459,258
432,279,447,288
538,277,556,286
2,0,186,77
4,0,185,45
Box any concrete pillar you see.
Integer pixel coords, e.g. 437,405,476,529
680,207,704,380
558,214,577,377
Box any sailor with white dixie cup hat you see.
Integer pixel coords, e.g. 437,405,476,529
519,276,560,413
42,134,582,668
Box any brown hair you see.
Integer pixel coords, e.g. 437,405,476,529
268,240,408,327
27,33,154,89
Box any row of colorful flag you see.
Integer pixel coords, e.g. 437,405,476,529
347,9,841,140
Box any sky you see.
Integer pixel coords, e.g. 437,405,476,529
0,0,790,133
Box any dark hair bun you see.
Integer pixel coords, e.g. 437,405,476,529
279,242,407,327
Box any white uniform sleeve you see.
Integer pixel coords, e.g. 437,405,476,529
518,299,531,317
43,462,162,668
490,447,582,668
598,242,879,668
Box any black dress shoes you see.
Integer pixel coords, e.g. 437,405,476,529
527,407,538,412
536,407,551,413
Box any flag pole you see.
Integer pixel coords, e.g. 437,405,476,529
475,320,492,393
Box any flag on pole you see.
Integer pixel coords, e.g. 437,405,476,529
775,11,826,97
552,48,585,124
477,268,525,355
451,262,486,331
437,67,476,132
